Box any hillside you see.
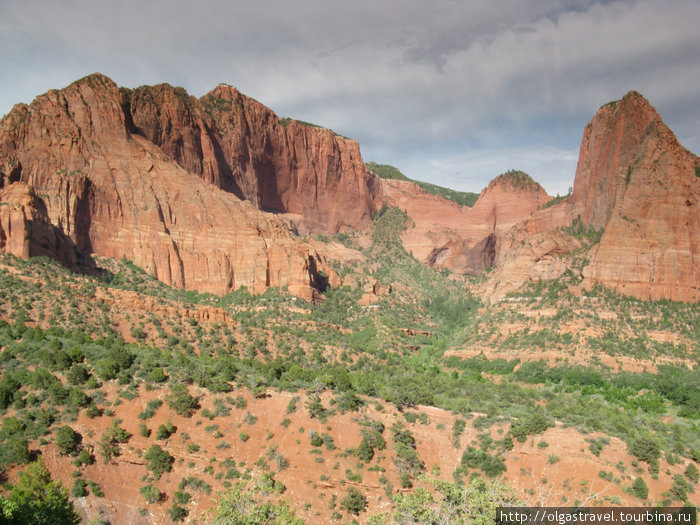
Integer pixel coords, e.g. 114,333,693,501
0,207,697,523
376,168,552,276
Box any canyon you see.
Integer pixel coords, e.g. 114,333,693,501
0,77,698,523
1,76,698,304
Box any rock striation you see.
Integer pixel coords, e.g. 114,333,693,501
0,182,91,271
1,76,696,303
125,82,378,233
0,73,356,300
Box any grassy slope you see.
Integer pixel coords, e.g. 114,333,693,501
366,161,480,207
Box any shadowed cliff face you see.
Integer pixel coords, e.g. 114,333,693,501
1,77,696,303
0,73,348,300
125,83,379,234
486,91,700,303
0,182,95,272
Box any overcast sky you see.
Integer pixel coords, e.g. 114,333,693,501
1,0,698,196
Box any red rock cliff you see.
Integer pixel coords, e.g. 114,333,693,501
577,92,700,301
379,170,551,275
487,91,699,302
125,83,378,233
0,73,343,300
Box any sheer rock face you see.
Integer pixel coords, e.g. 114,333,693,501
487,92,700,302
1,76,697,303
480,228,580,302
125,83,378,234
0,73,345,300
380,172,551,275
577,93,700,301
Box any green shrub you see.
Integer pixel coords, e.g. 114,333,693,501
166,385,199,417
340,487,368,516
156,422,176,440
0,460,80,524
144,445,174,479
71,478,87,497
139,424,151,438
88,481,103,497
357,437,375,462
138,399,163,419
55,426,80,456
66,365,89,385
587,437,610,457
630,436,660,464
174,491,191,504
452,419,466,447
99,420,131,462
404,412,419,423
168,503,188,522
461,446,507,477
392,423,425,481
305,394,326,419
509,411,549,442
149,367,167,383
212,478,302,524
321,433,336,450
361,421,386,451
668,474,692,502
631,477,648,500
77,449,94,466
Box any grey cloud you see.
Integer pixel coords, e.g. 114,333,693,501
1,0,698,195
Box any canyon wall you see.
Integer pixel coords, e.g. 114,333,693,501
0,74,353,300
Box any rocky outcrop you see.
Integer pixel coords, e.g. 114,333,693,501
380,171,551,275
0,182,92,271
358,279,393,306
0,73,343,300
480,228,580,301
486,92,700,303
3,77,696,303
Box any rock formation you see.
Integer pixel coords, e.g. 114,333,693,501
577,92,700,302
379,170,551,275
1,76,696,303
0,182,91,271
485,91,700,302
125,82,378,233
0,73,354,300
